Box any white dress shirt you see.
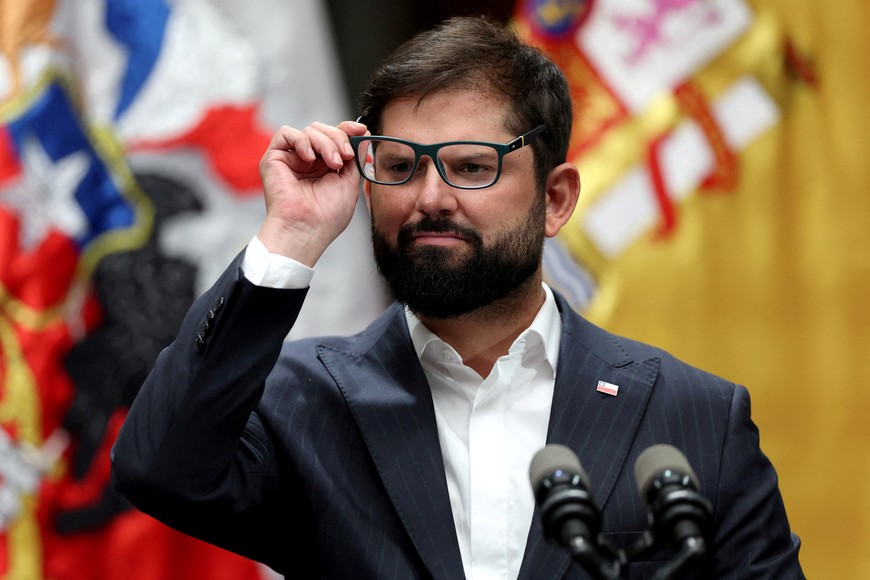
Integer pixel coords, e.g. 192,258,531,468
243,237,561,579
406,287,560,580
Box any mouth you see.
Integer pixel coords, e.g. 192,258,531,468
409,231,469,247
396,217,481,250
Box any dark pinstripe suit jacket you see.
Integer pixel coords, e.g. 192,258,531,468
112,252,803,579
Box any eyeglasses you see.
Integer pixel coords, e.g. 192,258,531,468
349,125,546,190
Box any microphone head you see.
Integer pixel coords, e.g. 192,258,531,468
634,444,699,498
529,444,590,492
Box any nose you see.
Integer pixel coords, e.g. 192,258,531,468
413,156,458,217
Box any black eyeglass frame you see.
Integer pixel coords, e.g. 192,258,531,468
348,124,547,190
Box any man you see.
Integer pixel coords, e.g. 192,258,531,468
111,16,803,579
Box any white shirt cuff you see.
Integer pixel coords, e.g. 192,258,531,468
242,236,314,289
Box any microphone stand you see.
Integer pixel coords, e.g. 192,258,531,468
649,536,707,580
564,527,706,580
623,528,708,580
565,534,626,580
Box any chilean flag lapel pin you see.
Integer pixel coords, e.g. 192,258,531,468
596,380,619,397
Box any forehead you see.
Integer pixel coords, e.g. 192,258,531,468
380,90,513,143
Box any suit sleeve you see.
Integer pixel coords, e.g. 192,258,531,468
709,385,805,578
110,250,308,565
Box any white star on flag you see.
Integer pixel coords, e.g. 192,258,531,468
0,133,89,249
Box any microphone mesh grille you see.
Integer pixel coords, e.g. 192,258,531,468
634,444,698,497
529,444,588,490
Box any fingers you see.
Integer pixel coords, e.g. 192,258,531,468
335,119,369,137
267,120,368,172
309,122,355,168
256,120,369,264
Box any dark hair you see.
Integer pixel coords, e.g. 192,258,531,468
359,16,573,190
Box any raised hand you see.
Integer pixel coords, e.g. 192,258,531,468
257,120,368,266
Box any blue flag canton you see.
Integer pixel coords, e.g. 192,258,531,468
4,80,137,250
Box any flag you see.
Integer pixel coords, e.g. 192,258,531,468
517,0,870,577
0,0,384,578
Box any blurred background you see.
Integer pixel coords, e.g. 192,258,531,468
1,0,867,578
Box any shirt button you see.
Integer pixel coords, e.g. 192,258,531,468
440,349,452,361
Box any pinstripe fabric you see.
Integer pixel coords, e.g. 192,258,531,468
113,253,802,579
315,327,465,578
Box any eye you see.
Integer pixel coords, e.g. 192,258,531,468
458,162,492,175
375,153,415,179
370,140,417,182
388,161,412,173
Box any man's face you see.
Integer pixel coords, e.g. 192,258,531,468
366,90,546,319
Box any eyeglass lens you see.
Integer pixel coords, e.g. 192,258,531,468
355,139,501,188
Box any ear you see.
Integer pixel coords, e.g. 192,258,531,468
362,178,372,212
543,162,580,238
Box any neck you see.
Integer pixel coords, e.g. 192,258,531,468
416,273,546,377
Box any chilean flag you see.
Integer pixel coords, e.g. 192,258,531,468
0,0,357,578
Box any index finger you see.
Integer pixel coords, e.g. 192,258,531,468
309,121,367,161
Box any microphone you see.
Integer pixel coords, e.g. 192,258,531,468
634,444,713,576
530,444,622,579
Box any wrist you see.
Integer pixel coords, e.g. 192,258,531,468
256,221,330,268
244,236,314,289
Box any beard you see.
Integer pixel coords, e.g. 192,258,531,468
371,196,546,319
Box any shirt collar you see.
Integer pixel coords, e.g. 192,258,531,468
405,283,562,374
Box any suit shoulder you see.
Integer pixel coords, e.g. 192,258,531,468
601,327,740,404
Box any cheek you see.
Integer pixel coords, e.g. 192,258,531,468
369,190,410,231
472,188,536,228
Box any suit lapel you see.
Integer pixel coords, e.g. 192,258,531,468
317,306,465,580
519,297,660,579
316,296,660,580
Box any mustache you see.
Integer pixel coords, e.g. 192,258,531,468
397,217,482,245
